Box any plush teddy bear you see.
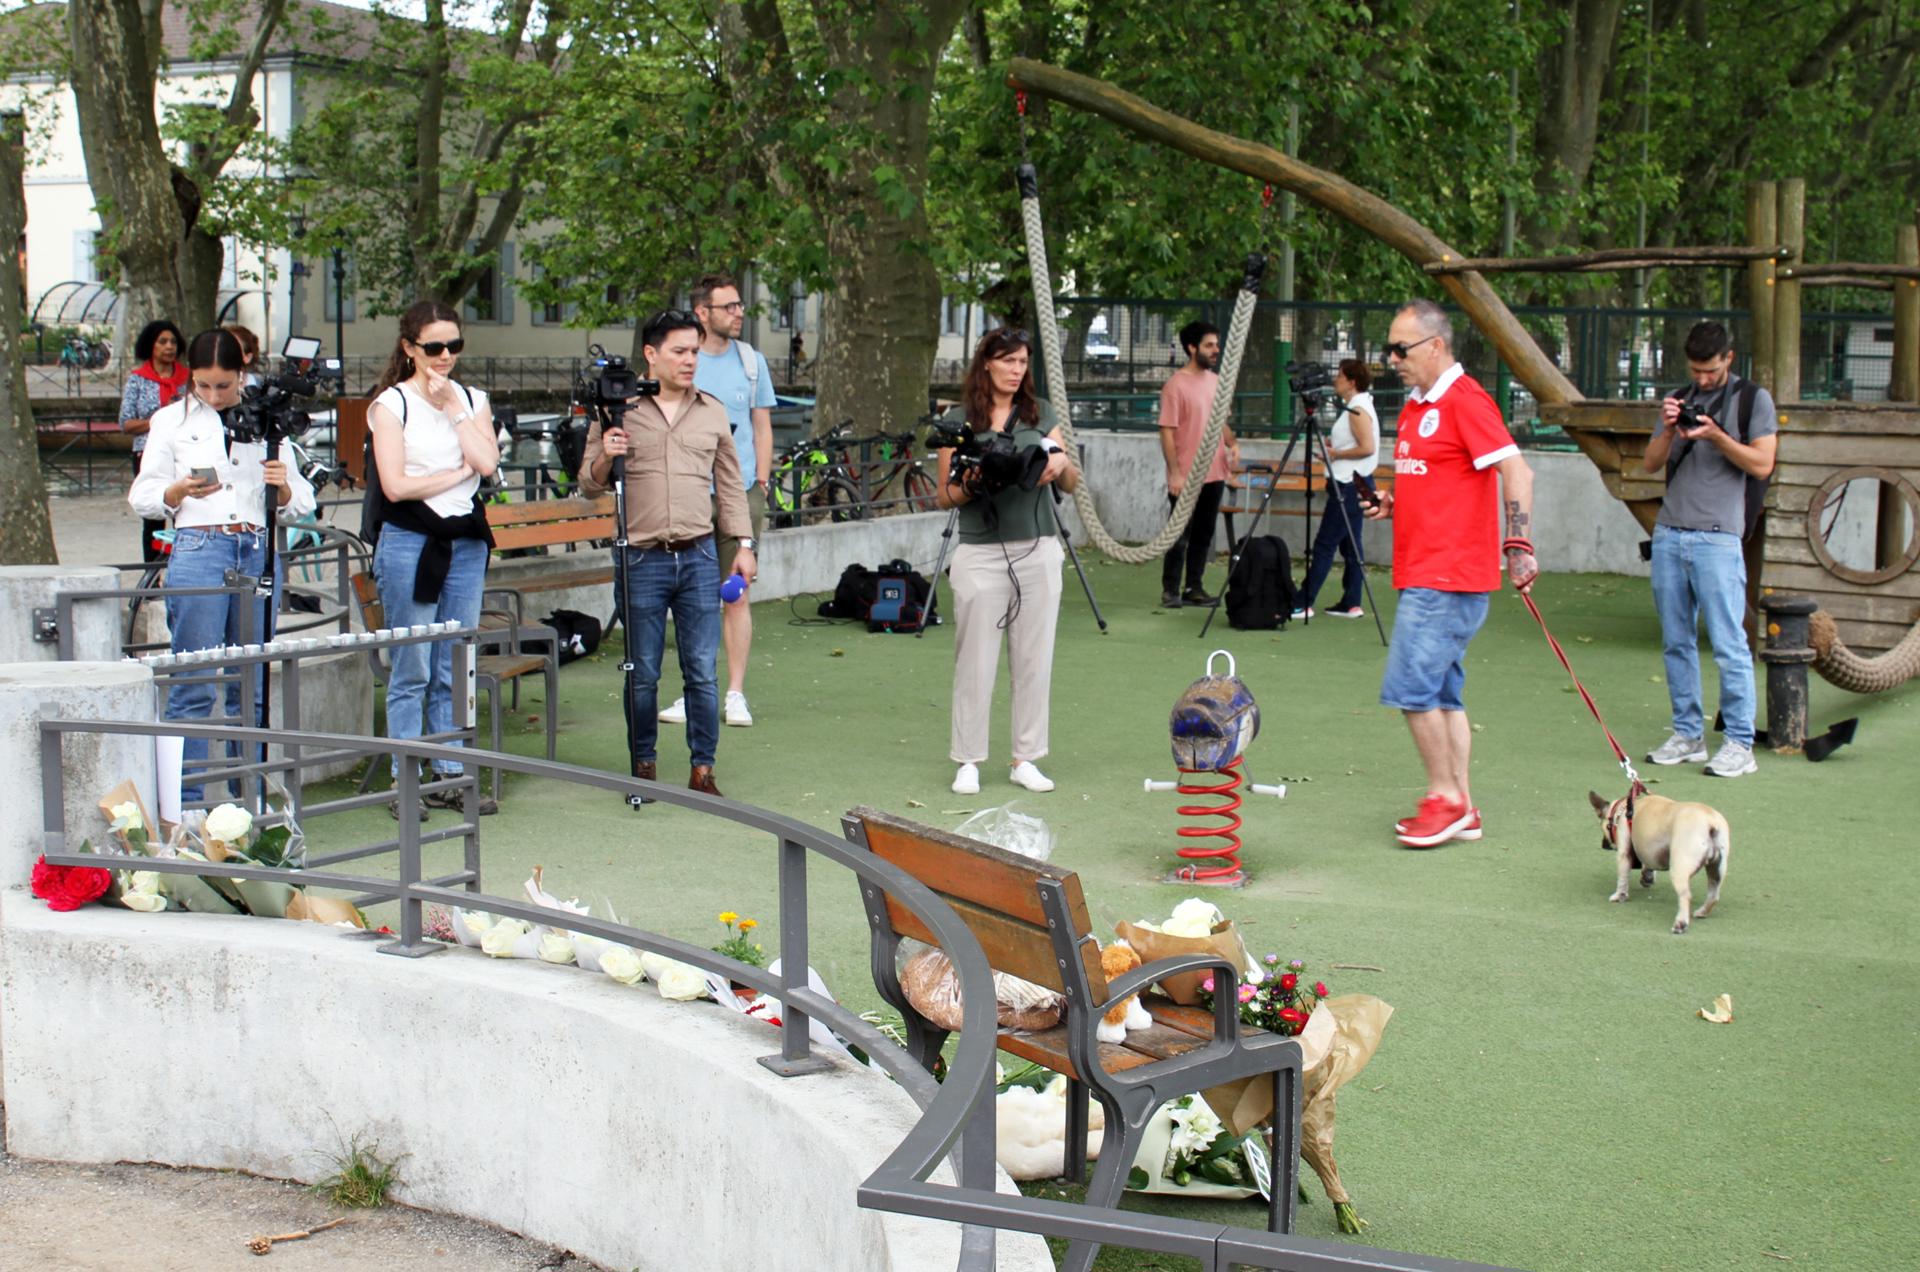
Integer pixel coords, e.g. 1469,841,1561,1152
1095,940,1154,1043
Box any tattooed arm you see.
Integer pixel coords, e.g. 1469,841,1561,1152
1494,454,1538,592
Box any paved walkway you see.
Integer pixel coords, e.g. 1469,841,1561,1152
0,1149,603,1271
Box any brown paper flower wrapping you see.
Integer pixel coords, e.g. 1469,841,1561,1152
1199,993,1393,1206
1112,918,1253,1005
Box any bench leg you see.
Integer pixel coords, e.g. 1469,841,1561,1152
1269,1061,1302,1235
1061,1093,1143,1272
1064,1077,1089,1185
543,660,558,761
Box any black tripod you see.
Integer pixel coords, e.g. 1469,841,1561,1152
1197,394,1386,646
915,480,1106,637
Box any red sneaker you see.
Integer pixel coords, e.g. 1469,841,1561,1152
1396,794,1473,848
1395,804,1482,838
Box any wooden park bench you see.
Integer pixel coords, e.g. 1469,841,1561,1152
484,496,618,622
844,805,1302,1272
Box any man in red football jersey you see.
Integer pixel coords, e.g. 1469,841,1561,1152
1364,299,1538,848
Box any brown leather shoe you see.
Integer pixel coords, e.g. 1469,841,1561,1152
688,765,722,797
628,760,657,808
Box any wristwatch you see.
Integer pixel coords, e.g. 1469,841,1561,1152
737,537,758,551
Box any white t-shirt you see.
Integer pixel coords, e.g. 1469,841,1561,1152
1329,389,1381,484
374,380,489,519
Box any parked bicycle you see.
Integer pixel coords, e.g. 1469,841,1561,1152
848,426,938,513
767,422,863,527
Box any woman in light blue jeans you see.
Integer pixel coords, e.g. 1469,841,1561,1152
367,301,500,812
128,329,316,803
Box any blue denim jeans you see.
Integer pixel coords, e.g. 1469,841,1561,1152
1379,587,1490,712
373,526,489,775
1300,479,1366,611
616,537,722,769
164,527,270,801
1651,524,1754,745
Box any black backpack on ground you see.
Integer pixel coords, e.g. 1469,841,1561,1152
817,558,939,631
1225,535,1294,630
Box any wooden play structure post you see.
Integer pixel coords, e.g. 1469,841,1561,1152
1746,181,1778,395
1772,179,1805,401
1892,222,1918,403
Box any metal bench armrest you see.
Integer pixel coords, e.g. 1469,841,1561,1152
1101,954,1242,1045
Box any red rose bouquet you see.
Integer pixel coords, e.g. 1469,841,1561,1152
29,854,112,912
1196,956,1330,1036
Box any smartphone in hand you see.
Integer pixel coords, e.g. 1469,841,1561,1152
190,466,219,487
1352,473,1381,510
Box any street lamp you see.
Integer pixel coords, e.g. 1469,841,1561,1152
331,246,346,364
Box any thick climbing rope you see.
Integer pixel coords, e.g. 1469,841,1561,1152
1807,609,1920,693
1013,91,1259,565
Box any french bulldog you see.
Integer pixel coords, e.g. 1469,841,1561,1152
1589,789,1730,935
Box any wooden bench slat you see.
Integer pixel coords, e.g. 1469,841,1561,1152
859,807,1084,930
998,1032,1156,1082
479,654,549,679
497,566,614,592
484,496,615,527
492,520,616,551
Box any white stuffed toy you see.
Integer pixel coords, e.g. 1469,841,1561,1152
1095,940,1154,1044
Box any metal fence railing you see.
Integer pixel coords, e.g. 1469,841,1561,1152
35,708,1510,1271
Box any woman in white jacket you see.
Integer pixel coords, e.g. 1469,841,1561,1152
129,328,315,801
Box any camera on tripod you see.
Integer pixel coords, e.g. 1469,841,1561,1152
502,404,592,480
926,418,1049,496
574,344,659,415
220,335,341,447
1286,359,1335,405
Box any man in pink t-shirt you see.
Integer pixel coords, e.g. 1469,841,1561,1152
1158,319,1238,608
1363,300,1538,849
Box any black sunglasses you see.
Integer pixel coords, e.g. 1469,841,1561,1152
1384,335,1438,360
413,338,466,357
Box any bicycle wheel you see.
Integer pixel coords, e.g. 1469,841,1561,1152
902,466,938,512
821,476,866,523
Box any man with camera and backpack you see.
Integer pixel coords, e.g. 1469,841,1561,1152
1639,320,1778,779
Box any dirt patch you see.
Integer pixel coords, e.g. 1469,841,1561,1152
0,1152,607,1272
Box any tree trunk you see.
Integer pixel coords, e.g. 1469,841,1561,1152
0,115,58,565
1522,0,1626,256
180,226,225,335
67,0,188,367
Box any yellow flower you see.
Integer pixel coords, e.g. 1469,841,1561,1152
737,918,758,932
718,910,738,925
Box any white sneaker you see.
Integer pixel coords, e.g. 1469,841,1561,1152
1646,732,1706,765
951,763,980,795
657,697,687,724
1009,761,1055,792
724,691,754,727
1291,607,1314,620
1704,740,1757,778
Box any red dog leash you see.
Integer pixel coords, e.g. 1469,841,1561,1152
1505,537,1647,813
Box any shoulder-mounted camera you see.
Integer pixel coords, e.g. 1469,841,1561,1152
926,416,1048,497
220,335,342,447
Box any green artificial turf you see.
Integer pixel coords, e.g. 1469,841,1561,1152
321,556,1920,1271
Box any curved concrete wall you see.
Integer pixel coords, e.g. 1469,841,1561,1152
0,896,1050,1271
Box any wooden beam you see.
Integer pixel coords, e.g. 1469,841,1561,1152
1425,245,1789,274
1747,182,1778,396
1776,262,1920,280
1791,275,1895,291
1774,179,1805,402
1892,224,1919,402
1004,57,1581,407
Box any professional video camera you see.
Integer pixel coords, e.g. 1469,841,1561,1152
574,344,659,416
1286,359,1335,403
925,417,1049,496
221,335,343,447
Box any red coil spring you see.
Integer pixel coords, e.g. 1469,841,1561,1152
1173,760,1245,884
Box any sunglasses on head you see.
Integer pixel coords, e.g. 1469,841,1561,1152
1384,334,1438,360
413,338,466,357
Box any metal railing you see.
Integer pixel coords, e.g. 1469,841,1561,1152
35,709,1506,1270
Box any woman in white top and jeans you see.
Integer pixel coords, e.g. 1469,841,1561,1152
128,328,317,801
367,300,500,813
1296,358,1381,619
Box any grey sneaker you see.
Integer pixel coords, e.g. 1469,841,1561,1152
1647,732,1708,765
1704,740,1757,778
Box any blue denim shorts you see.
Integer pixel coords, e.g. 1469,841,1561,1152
1379,587,1491,712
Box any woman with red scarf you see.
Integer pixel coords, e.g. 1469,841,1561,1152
120,319,188,561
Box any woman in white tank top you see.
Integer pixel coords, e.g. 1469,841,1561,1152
1297,358,1380,619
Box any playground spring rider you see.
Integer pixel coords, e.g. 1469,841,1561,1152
1144,651,1284,887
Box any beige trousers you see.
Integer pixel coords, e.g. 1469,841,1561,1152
949,536,1065,764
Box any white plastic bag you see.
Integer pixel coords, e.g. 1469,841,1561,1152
955,802,1055,862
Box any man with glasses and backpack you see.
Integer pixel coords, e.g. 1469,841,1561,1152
1638,320,1778,778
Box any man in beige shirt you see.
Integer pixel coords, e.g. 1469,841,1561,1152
582,309,756,799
